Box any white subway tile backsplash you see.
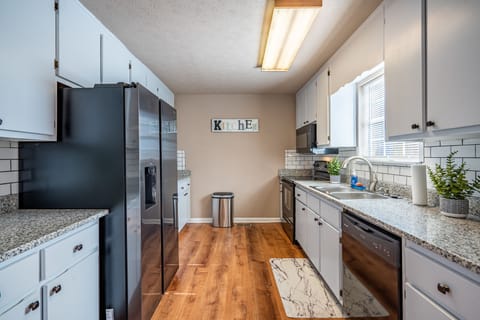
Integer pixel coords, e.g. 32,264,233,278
10,183,18,194
464,158,480,171
382,174,394,183
451,145,476,158
477,145,480,157
0,172,17,184
0,160,10,172
424,140,440,147
10,160,18,171
388,166,400,175
0,184,10,196
394,175,407,185
424,147,431,157
463,138,480,145
400,167,412,177
466,171,476,184
0,148,17,159
424,157,440,168
430,146,451,157
441,139,462,146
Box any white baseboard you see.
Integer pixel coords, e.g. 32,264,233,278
188,218,213,223
187,217,282,224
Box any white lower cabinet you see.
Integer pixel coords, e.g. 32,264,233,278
405,283,456,320
177,177,191,232
0,222,100,320
320,221,341,301
295,187,342,300
45,252,99,320
0,291,41,320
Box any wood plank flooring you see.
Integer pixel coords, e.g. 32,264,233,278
151,223,347,320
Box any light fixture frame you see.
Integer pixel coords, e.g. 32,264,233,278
258,0,323,71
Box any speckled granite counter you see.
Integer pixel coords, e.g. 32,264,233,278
0,209,108,263
294,180,480,275
178,169,191,179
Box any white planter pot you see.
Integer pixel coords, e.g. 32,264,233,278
439,197,469,218
330,175,340,184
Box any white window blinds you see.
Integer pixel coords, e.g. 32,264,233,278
359,73,422,162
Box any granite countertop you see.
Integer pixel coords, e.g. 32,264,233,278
294,180,480,275
178,169,191,178
0,209,108,264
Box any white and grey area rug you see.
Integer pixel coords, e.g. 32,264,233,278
269,258,389,318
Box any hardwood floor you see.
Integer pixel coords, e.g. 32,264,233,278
151,223,346,320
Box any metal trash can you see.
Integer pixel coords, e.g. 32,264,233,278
212,192,234,227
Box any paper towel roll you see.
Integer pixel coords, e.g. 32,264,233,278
411,164,427,205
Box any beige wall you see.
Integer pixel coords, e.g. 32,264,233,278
177,94,295,219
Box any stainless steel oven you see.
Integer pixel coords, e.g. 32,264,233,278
342,211,402,320
281,178,295,242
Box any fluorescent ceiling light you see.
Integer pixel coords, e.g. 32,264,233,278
260,1,322,72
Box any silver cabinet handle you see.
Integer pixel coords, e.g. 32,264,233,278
50,284,62,296
25,300,40,314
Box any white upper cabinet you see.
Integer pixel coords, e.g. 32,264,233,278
0,0,56,140
384,0,424,139
329,83,356,148
296,81,317,129
426,0,480,132
305,81,317,125
130,57,148,89
316,69,330,146
296,88,306,129
57,0,101,87
101,30,131,84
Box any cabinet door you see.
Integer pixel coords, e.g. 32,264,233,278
316,69,330,146
330,83,356,147
320,221,341,301
131,57,148,88
295,200,307,247
45,252,99,320
57,0,101,87
177,179,187,232
384,0,424,139
0,291,41,320
305,82,317,125
101,30,131,84
296,89,306,129
0,0,56,139
405,283,456,320
427,0,480,131
306,209,321,272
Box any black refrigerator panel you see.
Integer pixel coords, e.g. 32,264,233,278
160,100,179,292
138,85,163,320
19,85,134,320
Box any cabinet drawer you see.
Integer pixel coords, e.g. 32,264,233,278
295,188,306,204
44,224,98,280
0,253,38,311
405,283,456,320
0,290,41,320
320,200,341,230
306,193,320,214
405,246,480,319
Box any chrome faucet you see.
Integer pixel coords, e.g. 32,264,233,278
341,156,378,192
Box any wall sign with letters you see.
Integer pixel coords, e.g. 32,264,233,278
211,119,259,133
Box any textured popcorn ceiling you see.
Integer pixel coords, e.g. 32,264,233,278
80,0,381,94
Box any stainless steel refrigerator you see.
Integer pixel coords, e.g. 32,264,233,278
19,83,179,320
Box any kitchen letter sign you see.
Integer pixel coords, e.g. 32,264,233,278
211,119,259,133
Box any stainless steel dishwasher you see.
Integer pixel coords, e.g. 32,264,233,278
342,211,402,320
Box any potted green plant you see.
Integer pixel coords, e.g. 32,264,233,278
327,158,342,184
427,151,480,218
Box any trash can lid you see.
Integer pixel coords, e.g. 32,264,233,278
212,192,234,198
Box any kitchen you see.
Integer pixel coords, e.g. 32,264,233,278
1,0,480,320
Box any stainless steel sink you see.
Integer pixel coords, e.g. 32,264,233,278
329,192,388,200
311,186,352,193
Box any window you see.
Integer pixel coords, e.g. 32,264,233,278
358,69,422,162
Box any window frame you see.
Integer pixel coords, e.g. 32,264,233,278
356,68,423,164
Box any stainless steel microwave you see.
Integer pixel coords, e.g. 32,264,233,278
296,123,339,155
296,123,317,154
